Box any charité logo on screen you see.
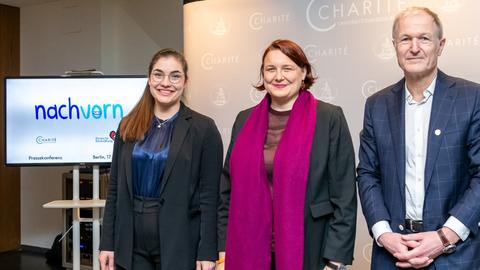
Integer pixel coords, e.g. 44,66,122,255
34,97,124,120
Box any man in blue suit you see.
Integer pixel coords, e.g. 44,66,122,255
357,6,480,269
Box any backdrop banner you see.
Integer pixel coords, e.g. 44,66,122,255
184,1,479,268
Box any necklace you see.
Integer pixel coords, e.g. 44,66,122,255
155,114,177,128
156,118,165,128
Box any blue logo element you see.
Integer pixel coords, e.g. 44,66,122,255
35,97,123,120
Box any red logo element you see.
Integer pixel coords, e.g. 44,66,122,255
109,131,116,140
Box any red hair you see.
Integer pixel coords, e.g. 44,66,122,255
255,39,316,90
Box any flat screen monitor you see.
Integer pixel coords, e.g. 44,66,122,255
4,76,147,166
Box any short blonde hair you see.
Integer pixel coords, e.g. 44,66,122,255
392,7,443,39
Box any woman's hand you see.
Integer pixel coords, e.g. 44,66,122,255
196,260,216,270
216,263,225,270
216,251,226,270
99,251,115,270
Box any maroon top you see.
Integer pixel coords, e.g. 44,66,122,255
264,107,290,249
264,108,291,183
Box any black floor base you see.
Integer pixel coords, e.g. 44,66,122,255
0,246,65,270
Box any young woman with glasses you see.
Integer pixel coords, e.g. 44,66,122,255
99,49,222,270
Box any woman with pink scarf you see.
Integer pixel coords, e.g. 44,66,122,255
217,39,357,270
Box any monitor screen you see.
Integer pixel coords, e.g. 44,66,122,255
4,76,147,166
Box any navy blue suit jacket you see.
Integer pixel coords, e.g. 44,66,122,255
357,70,480,269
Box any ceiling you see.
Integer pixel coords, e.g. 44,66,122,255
0,0,59,7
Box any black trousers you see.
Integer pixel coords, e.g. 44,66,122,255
118,196,161,270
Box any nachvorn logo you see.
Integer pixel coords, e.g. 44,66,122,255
34,97,124,120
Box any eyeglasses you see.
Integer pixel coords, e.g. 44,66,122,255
150,71,184,84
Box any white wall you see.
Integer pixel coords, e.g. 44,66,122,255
100,0,183,75
20,0,183,248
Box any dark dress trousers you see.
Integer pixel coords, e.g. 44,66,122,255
100,103,223,270
218,100,358,269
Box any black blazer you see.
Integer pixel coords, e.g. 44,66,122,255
100,103,223,270
218,100,357,269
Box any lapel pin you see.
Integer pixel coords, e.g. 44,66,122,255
434,129,441,136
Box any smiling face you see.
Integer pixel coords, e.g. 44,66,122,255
262,49,306,110
148,56,186,111
393,10,446,80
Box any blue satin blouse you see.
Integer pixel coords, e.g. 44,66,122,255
132,113,178,198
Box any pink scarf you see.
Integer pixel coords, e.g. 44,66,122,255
226,90,318,270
